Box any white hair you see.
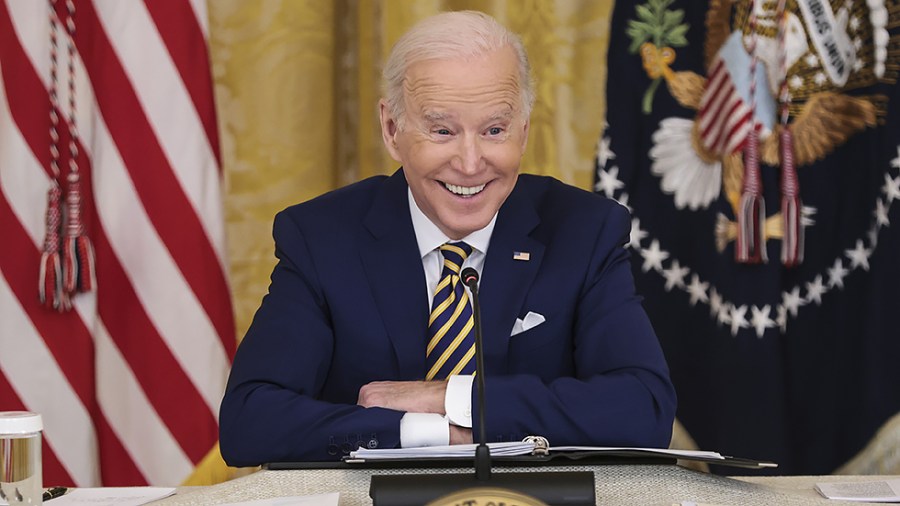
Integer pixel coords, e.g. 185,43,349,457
382,10,535,128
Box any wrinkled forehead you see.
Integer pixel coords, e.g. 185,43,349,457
401,47,524,119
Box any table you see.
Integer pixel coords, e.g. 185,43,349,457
151,465,899,505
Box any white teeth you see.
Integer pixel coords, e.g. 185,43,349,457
444,182,486,196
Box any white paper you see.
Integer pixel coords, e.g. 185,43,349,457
348,441,725,461
350,441,534,459
46,487,175,505
815,479,900,502
218,492,340,506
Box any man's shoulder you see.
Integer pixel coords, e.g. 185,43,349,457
516,173,626,217
279,174,392,221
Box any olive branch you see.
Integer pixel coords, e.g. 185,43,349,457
626,0,689,113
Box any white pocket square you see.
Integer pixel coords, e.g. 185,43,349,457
510,311,546,336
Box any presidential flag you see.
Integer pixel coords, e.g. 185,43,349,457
0,0,235,486
600,0,900,474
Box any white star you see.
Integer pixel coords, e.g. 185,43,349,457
615,193,633,213
709,288,723,319
802,205,818,227
892,145,900,169
805,53,819,67
686,274,709,306
875,198,891,228
868,226,879,249
789,75,803,89
805,275,827,305
882,173,900,203
718,302,733,327
814,72,828,85
640,239,669,272
853,37,863,51
596,136,616,168
827,258,849,289
629,218,648,250
662,260,690,291
845,239,872,271
750,305,775,338
782,287,806,317
853,58,865,72
595,165,625,198
776,304,788,333
849,16,861,31
730,305,749,336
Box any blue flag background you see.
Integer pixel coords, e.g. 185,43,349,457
600,0,900,474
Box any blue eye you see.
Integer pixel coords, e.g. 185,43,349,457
436,128,451,135
488,127,503,135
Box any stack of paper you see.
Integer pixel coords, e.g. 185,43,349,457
815,479,900,502
348,442,725,461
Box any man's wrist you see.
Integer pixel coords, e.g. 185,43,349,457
399,412,449,448
445,375,474,428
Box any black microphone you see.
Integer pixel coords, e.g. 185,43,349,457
460,267,490,481
368,268,595,505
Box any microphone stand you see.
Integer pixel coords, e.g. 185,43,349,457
464,268,491,483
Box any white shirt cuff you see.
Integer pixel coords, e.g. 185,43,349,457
399,413,449,448
445,375,474,428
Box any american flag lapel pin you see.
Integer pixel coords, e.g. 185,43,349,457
512,251,531,261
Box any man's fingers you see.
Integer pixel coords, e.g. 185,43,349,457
356,380,447,413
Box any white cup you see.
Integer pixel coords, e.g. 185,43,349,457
0,412,43,505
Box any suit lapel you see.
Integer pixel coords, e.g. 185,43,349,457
360,170,430,380
479,179,544,374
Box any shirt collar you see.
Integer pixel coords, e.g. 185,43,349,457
408,187,496,258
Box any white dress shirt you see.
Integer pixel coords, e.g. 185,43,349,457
400,188,495,447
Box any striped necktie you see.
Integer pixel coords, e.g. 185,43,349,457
425,242,476,380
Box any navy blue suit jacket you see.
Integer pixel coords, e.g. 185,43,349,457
219,170,676,466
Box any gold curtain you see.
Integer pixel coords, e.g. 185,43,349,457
210,0,614,341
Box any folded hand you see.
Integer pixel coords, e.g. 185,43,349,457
357,380,447,414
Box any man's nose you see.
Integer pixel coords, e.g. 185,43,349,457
456,135,483,174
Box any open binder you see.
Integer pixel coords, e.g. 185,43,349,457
266,437,777,470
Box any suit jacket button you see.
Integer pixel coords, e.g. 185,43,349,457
327,437,339,456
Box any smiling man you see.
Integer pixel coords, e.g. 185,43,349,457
219,10,676,466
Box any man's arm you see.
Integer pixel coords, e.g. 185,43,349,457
358,380,473,444
478,203,676,447
219,211,405,466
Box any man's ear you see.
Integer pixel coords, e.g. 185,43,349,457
379,99,403,162
520,118,530,153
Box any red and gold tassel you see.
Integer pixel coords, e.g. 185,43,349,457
736,126,768,263
780,128,803,266
775,0,803,267
62,171,96,293
735,7,767,264
59,0,95,297
39,186,66,310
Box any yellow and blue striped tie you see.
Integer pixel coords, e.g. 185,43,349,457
425,242,476,380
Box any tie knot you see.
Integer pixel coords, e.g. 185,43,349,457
439,242,472,273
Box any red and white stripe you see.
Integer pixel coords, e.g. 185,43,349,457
0,0,235,487
697,58,754,156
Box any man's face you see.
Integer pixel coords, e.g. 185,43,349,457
380,45,529,240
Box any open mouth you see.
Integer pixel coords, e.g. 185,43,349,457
442,182,486,197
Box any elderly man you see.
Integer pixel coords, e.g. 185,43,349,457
219,10,676,466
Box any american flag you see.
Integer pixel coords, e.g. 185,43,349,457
697,55,754,156
0,0,235,487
